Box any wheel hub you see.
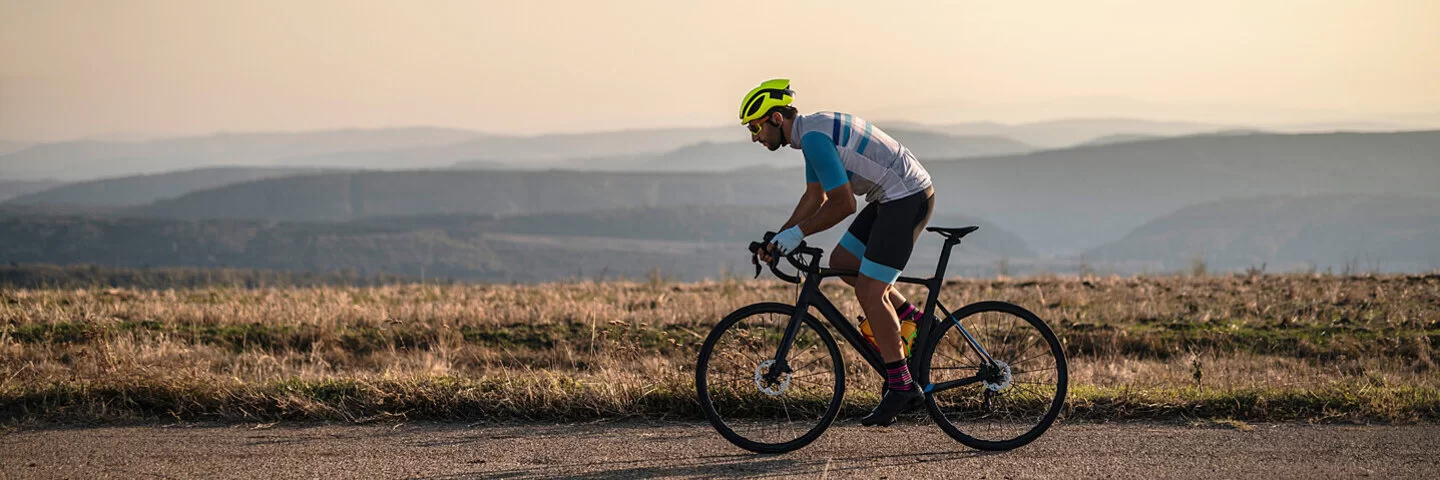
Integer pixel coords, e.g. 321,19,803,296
982,359,1013,392
753,359,792,396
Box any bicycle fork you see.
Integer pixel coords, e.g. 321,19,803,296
763,273,825,385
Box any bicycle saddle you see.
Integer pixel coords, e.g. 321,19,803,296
926,225,979,240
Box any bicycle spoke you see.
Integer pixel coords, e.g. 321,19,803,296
921,302,1066,450
697,303,845,453
1010,366,1057,376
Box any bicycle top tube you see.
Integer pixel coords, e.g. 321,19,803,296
751,226,970,287
768,246,939,287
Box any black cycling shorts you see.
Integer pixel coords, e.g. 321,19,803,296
837,186,934,284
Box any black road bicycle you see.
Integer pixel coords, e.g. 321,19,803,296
695,226,1067,453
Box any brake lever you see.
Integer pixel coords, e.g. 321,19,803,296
750,233,780,279
750,246,781,279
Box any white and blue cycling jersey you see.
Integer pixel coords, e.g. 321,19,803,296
790,112,932,204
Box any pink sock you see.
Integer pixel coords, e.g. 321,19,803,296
885,362,914,391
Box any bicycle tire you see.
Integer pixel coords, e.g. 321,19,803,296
916,300,1067,451
696,302,846,454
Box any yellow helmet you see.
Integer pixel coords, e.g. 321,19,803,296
738,79,795,124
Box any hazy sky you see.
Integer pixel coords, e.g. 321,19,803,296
2,0,1437,141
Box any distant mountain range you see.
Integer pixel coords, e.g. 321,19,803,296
0,179,63,202
0,127,484,181
4,127,1438,277
1085,195,1440,273
0,141,34,156
0,205,1033,282
107,130,1440,257
456,127,1032,172
891,118,1233,148
13,117,1421,182
5,167,342,207
125,169,796,221
928,130,1440,253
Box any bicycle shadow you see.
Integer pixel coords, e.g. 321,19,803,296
414,447,989,479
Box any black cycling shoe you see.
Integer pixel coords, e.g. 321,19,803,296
860,386,924,427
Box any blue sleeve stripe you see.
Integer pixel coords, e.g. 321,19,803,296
841,114,852,146
831,117,841,146
839,232,867,257
801,131,849,191
856,123,873,154
860,258,902,284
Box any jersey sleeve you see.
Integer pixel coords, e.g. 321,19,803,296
801,131,848,191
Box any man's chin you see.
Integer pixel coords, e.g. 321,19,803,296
766,143,780,151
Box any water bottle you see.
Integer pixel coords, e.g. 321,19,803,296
900,318,917,357
858,316,919,358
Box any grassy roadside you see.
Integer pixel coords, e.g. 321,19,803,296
3,274,1437,424
6,377,1436,424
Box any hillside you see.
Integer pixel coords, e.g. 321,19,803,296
0,140,33,156
123,130,1440,256
5,167,340,207
0,128,484,181
923,118,1231,147
0,204,1034,282
0,180,64,202
309,126,744,171
1084,195,1440,273
128,170,800,221
463,127,1032,172
1075,133,1165,147
927,130,1440,253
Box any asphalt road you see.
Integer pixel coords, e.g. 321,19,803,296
2,420,1436,479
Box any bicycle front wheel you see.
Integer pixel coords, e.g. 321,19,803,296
695,302,845,454
917,301,1067,451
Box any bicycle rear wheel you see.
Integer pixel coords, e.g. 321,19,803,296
695,302,845,454
917,301,1067,451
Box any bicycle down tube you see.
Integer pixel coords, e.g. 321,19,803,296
766,232,1002,394
766,235,994,395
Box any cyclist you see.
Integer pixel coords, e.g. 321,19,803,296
743,79,935,426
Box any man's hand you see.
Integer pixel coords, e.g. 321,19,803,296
770,226,805,254
756,243,779,265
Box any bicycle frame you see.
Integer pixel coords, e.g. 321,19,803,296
764,234,996,395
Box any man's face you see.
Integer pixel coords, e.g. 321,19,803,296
748,114,783,151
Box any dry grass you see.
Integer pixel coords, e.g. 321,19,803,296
2,274,1437,423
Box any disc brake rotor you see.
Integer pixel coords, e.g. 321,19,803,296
983,359,1013,392
753,359,791,396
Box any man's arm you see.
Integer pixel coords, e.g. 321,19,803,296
767,130,857,255
769,131,856,257
791,131,856,235
794,182,856,235
781,182,826,231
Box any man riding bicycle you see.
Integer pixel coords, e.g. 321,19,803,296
743,79,935,426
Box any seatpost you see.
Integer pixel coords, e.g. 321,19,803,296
932,237,960,280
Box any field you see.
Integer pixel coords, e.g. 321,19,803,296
2,273,1437,424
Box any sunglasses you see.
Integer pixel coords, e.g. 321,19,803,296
747,121,764,135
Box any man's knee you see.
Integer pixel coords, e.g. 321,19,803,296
854,276,891,303
830,244,860,270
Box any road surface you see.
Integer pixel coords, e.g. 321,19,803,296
3,420,1435,479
